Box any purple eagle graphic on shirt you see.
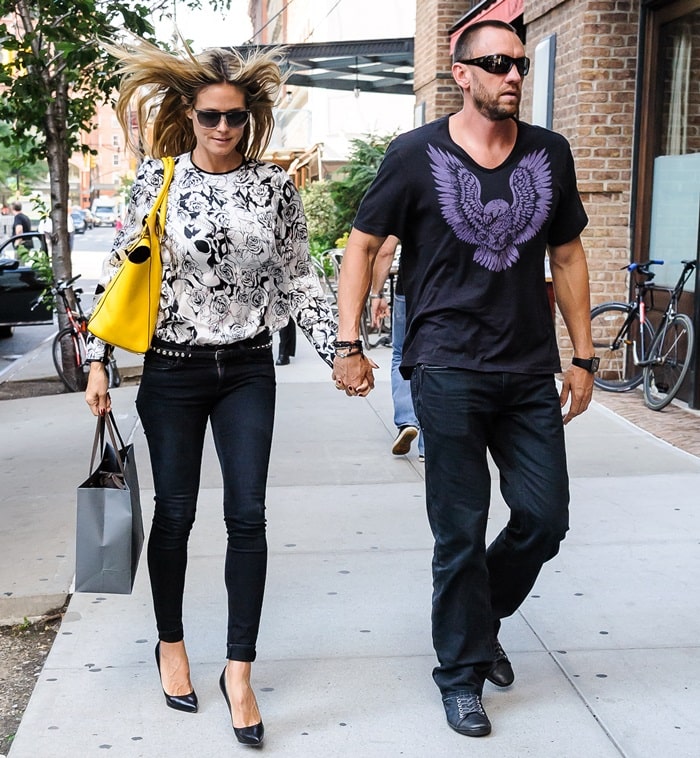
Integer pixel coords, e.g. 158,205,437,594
427,144,553,272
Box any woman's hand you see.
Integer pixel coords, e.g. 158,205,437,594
85,362,111,416
332,353,378,397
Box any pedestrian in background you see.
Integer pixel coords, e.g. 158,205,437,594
276,317,296,365
12,201,32,249
38,214,75,253
85,37,336,747
369,234,424,460
333,19,595,737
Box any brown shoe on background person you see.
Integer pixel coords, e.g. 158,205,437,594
392,425,418,455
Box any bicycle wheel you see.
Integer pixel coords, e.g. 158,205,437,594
642,313,694,411
590,303,652,391
52,327,88,392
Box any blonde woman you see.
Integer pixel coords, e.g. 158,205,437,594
85,38,336,747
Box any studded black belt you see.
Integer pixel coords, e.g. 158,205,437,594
149,331,272,360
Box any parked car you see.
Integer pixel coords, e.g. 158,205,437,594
0,234,52,338
70,209,87,234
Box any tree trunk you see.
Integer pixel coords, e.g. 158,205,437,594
45,77,86,390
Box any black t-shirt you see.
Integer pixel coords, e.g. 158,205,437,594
354,117,588,377
13,212,31,234
13,211,33,249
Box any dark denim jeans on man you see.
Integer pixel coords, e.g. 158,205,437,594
411,366,569,694
136,338,275,662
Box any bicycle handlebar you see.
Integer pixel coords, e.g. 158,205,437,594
53,274,81,291
627,260,664,272
32,273,84,312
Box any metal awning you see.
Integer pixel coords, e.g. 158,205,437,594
449,0,525,52
233,38,414,96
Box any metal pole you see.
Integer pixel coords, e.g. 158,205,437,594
691,199,700,409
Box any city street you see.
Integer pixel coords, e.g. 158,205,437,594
0,225,115,380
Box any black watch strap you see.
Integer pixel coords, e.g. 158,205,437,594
571,356,600,373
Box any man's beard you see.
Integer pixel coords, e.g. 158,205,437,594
471,79,520,121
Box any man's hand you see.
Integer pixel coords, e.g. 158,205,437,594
559,365,594,424
85,362,111,416
371,296,390,328
332,353,378,397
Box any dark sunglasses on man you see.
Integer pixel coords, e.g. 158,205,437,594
194,109,251,129
457,54,530,77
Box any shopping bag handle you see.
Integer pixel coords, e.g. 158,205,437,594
88,412,127,478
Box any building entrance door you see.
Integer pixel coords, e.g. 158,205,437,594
637,0,700,407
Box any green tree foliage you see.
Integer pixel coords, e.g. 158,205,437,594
300,180,337,256
0,1,163,283
329,132,394,239
0,124,46,203
0,1,231,276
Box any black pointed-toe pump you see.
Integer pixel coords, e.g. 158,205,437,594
155,642,198,714
219,668,264,746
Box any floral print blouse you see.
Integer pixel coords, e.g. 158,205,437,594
86,153,337,365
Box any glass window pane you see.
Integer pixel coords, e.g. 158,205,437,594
659,11,700,156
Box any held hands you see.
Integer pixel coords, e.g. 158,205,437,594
559,364,594,424
85,362,111,417
332,352,378,397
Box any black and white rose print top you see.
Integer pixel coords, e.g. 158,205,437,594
87,153,337,365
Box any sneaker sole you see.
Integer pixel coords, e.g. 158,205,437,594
447,721,492,737
392,427,418,455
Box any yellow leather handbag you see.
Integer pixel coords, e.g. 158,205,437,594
88,156,175,353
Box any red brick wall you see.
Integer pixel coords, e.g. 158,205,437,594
523,1,641,355
414,0,463,121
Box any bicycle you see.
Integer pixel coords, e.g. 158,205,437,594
591,259,696,410
46,275,121,392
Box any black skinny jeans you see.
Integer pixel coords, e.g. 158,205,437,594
136,339,275,662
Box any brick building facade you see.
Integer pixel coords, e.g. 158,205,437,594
414,0,700,407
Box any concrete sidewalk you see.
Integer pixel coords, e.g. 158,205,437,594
1,334,700,757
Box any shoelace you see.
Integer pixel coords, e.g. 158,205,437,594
456,693,485,719
494,639,509,662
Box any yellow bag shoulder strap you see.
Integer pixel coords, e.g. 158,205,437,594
146,156,175,238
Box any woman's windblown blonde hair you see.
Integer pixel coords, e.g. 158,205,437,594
103,36,285,160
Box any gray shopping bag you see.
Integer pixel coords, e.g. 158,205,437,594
75,413,144,594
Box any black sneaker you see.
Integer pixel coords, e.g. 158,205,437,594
442,691,491,737
392,425,418,455
486,638,514,687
